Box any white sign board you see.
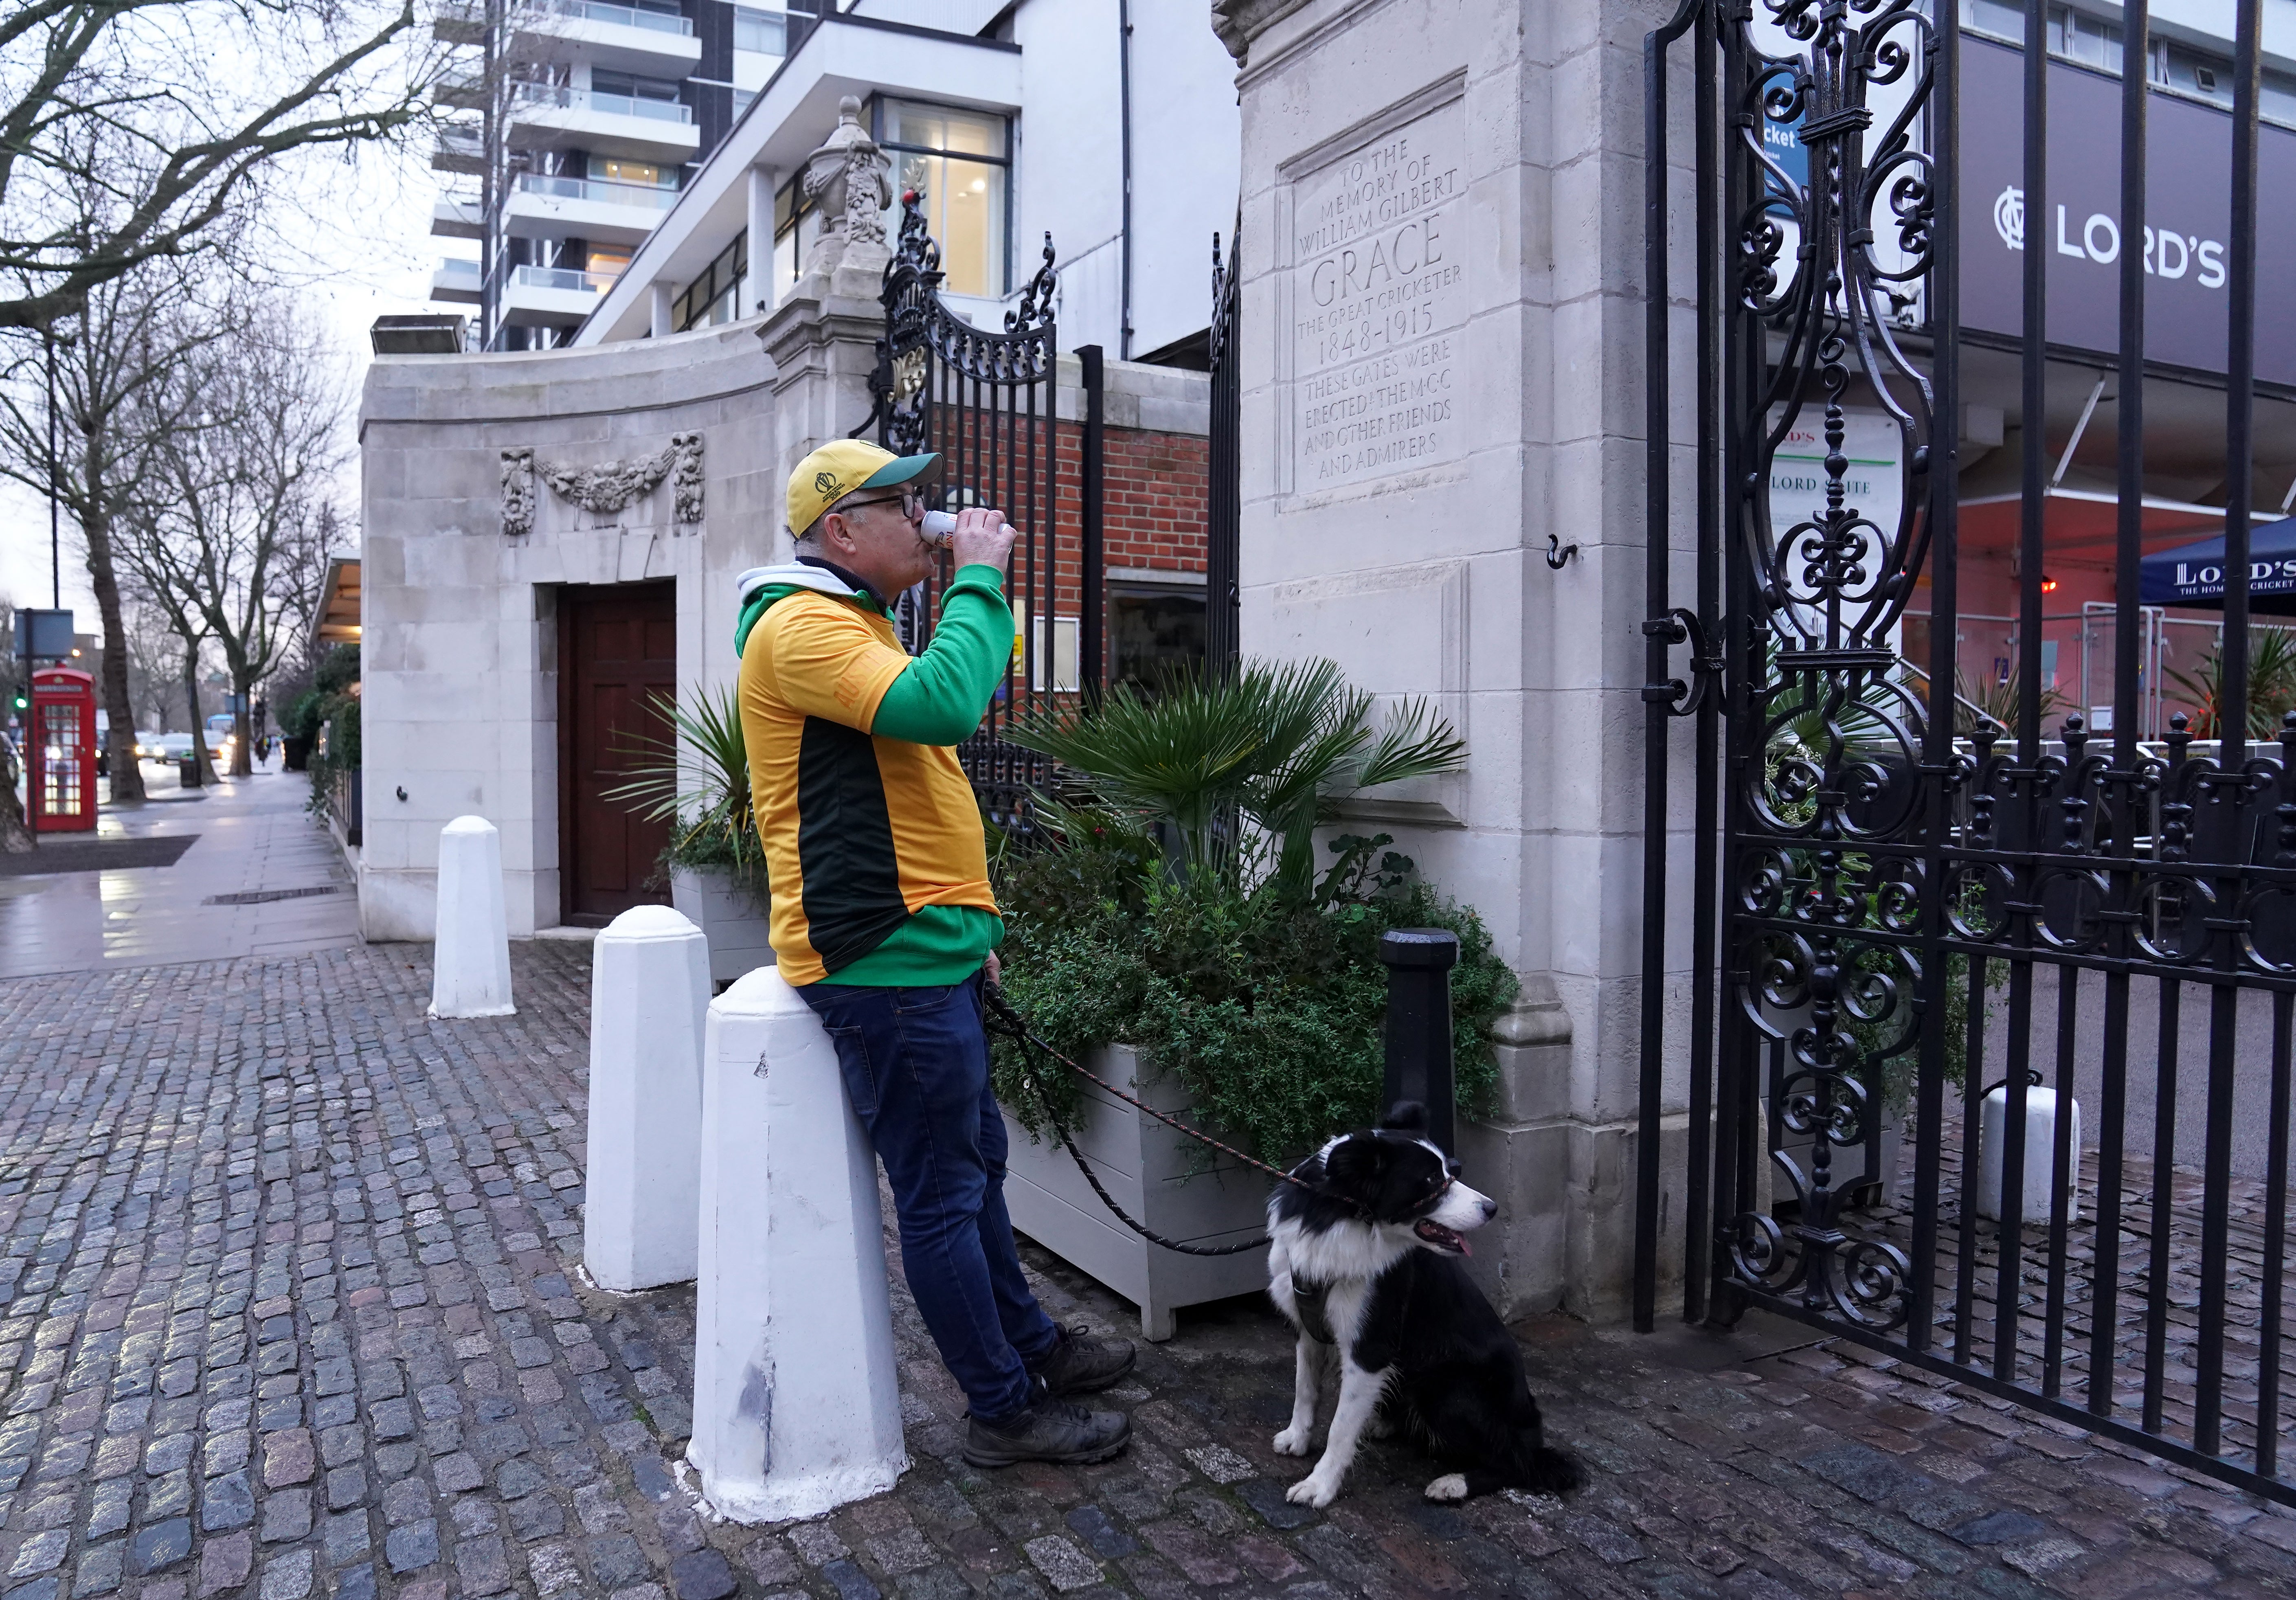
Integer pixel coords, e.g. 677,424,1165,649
1286,98,1468,494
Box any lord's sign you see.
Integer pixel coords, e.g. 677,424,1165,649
1959,34,2296,386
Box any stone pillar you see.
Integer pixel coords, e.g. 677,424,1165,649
746,166,777,318
689,967,907,1522
584,905,709,1291
1218,0,1693,1322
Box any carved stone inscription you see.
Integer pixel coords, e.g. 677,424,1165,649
1288,100,1466,493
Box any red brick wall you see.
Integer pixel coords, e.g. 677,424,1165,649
1058,420,1209,582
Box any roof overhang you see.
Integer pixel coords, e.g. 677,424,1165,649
575,11,1021,347
316,556,362,645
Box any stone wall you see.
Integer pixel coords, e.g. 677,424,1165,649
358,309,1210,944
357,322,782,943
1216,0,1694,1322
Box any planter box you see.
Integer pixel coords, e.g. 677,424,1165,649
999,1044,1271,1341
669,866,775,986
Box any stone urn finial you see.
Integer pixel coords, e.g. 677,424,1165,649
799,95,893,254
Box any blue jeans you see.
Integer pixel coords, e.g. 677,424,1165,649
800,971,1057,1425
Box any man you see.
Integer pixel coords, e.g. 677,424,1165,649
734,440,1134,1468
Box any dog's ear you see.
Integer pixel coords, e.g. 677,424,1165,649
1380,1100,1428,1135
1323,1132,1390,1185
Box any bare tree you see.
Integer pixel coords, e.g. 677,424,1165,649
0,254,234,799
119,299,345,776
118,600,180,731
0,1,432,333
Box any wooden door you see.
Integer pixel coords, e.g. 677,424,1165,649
559,581,676,926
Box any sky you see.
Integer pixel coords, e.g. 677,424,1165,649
0,29,447,639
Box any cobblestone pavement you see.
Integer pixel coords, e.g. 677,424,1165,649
0,940,2292,1600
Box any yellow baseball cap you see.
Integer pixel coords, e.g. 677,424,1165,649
786,440,942,537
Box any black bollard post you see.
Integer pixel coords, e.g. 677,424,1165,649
1380,928,1460,1152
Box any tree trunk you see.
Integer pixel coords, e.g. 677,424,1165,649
181,647,216,786
81,507,145,801
0,742,32,852
230,674,253,776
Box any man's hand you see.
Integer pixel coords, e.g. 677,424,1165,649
950,506,1016,575
984,950,1002,987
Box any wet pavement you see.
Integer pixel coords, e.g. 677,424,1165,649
0,920,2287,1599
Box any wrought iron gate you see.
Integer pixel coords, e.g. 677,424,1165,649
1635,0,2296,1505
860,195,1104,825
1206,221,1242,678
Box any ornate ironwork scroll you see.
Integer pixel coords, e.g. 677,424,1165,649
856,192,1072,827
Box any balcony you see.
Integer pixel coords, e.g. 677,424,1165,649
431,198,485,240
434,66,486,111
500,263,618,327
431,123,484,175
504,83,698,163
508,0,701,75
503,174,678,247
433,0,484,44
430,258,483,305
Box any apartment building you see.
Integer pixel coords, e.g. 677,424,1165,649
567,0,1240,362
427,0,807,349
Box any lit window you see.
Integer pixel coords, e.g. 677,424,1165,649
586,248,632,278
875,99,1010,298
588,156,674,189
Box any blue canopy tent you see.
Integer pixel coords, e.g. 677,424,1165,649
2139,517,2296,616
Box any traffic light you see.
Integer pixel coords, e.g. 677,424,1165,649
9,692,23,713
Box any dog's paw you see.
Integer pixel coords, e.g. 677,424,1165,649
1424,1474,1469,1502
1286,1475,1339,1508
1272,1425,1313,1457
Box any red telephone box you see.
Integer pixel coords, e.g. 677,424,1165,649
28,666,96,833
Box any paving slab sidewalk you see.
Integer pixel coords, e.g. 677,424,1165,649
0,939,2287,1600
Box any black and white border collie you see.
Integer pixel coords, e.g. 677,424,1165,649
1267,1102,1585,1508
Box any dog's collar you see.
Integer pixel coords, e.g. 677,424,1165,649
1293,1277,1337,1345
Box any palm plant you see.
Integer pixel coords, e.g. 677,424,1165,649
601,685,764,890
1953,665,2068,737
2165,627,2296,740
1008,658,1466,896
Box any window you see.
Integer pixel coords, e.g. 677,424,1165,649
588,156,675,190
733,4,786,57
733,88,756,120
672,233,749,331
874,99,1010,298
771,174,821,305
1109,585,1207,692
585,247,632,279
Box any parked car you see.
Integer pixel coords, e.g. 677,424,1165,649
142,733,193,763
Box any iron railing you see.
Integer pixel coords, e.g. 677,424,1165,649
860,194,1099,829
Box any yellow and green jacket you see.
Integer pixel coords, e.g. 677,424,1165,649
734,558,1009,986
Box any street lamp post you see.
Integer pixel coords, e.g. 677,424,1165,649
44,327,59,611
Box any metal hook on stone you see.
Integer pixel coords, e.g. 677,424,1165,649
1546,533,1579,571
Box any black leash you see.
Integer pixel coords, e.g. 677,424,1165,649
983,983,1351,1257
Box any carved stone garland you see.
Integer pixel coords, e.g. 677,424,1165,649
498,432,703,536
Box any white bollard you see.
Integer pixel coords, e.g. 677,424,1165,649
689,966,907,1522
430,816,515,1018
1976,1083,2082,1224
584,906,709,1291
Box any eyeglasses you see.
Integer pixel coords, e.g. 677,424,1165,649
837,487,925,518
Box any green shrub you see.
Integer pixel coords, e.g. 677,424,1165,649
991,811,1517,1165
